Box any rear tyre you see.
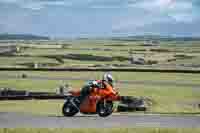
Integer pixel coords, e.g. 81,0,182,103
62,99,79,117
96,101,113,117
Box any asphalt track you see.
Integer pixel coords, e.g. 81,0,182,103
0,112,200,128
1,74,200,88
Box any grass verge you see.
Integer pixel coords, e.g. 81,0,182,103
0,71,200,115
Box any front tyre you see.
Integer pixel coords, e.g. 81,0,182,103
62,100,79,117
96,101,113,117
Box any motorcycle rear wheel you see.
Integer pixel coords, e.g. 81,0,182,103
62,100,79,117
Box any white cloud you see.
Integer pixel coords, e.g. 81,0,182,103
127,0,195,22
46,1,66,6
167,1,194,22
112,0,196,33
22,2,44,10
0,0,128,10
22,1,71,10
168,1,193,11
0,0,19,3
128,0,174,10
0,0,196,21
0,0,70,10
155,0,174,7
171,13,195,22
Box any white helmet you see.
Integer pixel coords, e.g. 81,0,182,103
102,73,114,87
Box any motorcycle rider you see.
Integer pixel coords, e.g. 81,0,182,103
77,73,114,106
102,73,114,87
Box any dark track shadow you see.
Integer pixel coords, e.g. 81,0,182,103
47,115,99,118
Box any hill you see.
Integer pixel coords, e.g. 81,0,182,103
111,35,200,42
0,34,50,40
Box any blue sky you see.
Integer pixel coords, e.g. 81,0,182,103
0,0,200,38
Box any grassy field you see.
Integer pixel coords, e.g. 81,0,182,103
0,71,200,115
1,39,200,68
0,39,200,115
0,57,58,67
1,128,200,133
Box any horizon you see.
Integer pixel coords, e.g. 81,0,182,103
1,33,200,40
1,0,200,38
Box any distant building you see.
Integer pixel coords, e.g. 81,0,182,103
130,56,146,65
16,46,21,53
142,40,159,46
34,63,39,68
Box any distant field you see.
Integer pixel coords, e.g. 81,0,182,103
0,39,200,68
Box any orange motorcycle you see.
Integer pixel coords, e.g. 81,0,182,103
62,80,121,117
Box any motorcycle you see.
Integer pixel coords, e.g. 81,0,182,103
62,80,120,117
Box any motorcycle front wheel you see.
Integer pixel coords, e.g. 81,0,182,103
96,101,113,117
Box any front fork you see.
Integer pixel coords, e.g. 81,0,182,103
65,96,80,111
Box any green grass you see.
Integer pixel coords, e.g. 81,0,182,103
120,84,200,113
0,100,64,116
1,128,200,133
0,78,84,92
0,71,200,115
1,71,200,84
1,39,200,115
0,57,58,67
